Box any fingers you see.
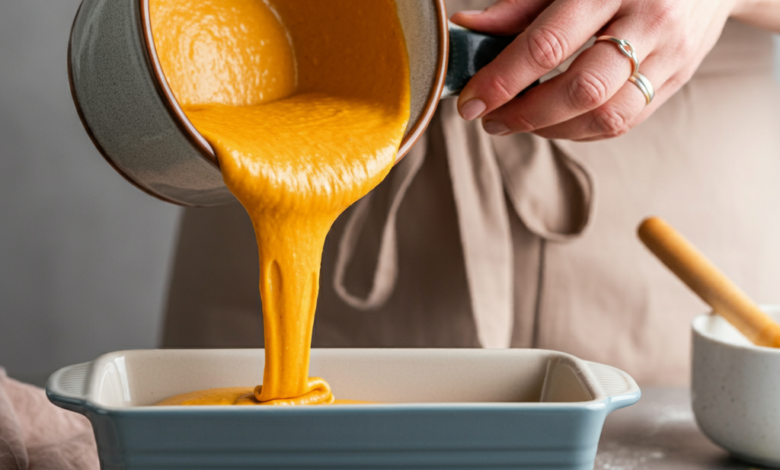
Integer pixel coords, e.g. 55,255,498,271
457,0,622,121
450,0,551,36
478,15,664,137
530,54,678,141
531,43,705,141
533,83,648,141
459,0,729,141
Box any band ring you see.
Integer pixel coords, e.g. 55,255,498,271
595,35,640,77
629,72,655,105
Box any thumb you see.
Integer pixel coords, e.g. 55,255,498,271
450,0,552,36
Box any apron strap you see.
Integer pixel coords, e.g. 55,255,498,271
492,134,595,242
440,99,514,349
332,100,595,350
332,136,427,310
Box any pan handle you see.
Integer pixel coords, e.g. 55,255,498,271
46,362,93,415
585,361,641,413
442,22,538,98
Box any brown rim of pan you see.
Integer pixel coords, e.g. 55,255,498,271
138,0,450,168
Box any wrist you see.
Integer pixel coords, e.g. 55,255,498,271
730,0,780,32
731,0,759,16
731,0,760,17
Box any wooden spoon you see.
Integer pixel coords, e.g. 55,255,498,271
638,216,780,348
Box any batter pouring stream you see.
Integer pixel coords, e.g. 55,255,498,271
150,0,410,405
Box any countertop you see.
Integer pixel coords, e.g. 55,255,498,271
596,388,767,470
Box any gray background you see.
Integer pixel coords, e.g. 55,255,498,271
1,1,779,386
0,0,180,385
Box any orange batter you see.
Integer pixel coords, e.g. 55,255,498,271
150,0,410,405
156,387,374,407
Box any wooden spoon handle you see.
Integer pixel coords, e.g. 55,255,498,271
638,216,780,348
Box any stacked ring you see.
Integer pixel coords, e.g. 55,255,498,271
629,73,655,105
595,36,639,77
594,35,654,106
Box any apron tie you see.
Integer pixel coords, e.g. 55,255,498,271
492,133,595,242
332,135,427,310
333,99,595,349
440,99,514,349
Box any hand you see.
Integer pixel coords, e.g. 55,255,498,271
451,0,748,141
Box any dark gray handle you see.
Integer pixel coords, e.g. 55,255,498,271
443,22,537,98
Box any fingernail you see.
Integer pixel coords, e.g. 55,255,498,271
460,99,486,121
458,9,484,16
483,120,510,136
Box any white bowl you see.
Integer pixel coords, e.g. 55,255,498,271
692,307,780,467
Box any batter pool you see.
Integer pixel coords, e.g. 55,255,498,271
150,0,410,405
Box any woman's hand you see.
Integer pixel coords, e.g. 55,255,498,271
451,0,777,141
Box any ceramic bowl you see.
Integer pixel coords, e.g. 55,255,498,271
692,307,780,467
47,348,640,469
68,0,517,206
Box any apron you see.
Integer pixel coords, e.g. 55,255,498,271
161,5,780,385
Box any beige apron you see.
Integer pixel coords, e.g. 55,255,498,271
161,6,780,385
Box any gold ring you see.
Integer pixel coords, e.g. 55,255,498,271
629,72,655,105
595,35,640,77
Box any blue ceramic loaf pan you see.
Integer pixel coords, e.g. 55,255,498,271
47,348,640,469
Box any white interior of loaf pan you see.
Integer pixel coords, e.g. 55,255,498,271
87,349,601,407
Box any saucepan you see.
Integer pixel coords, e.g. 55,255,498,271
68,0,519,206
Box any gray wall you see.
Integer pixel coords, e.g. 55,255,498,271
1,2,780,386
775,36,780,77
0,0,180,385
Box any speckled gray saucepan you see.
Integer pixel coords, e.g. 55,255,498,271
47,348,640,469
68,0,519,206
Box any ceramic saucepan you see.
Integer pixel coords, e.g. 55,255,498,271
69,0,519,206
692,307,780,467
